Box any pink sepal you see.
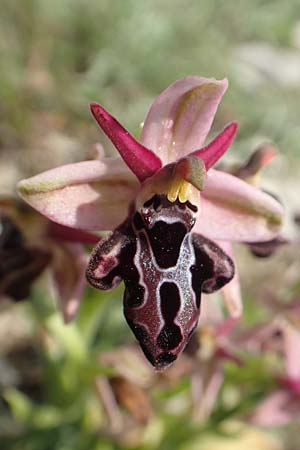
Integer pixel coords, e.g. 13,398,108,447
18,158,139,231
140,76,228,164
195,169,284,242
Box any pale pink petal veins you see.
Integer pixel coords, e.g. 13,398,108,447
18,158,139,231
140,76,228,164
90,103,162,181
195,169,284,242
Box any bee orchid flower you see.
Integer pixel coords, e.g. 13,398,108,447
18,76,284,369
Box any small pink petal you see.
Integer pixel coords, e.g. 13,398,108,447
191,122,238,170
52,243,88,323
90,103,162,181
140,76,228,164
195,169,284,242
18,158,139,231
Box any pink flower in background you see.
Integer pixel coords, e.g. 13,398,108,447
0,199,98,322
249,317,300,426
0,207,51,301
18,76,284,368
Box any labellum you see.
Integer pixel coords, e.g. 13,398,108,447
87,165,234,370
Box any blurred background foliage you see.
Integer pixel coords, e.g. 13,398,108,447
0,0,300,449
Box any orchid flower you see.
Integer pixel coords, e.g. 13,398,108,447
0,209,50,301
0,198,98,321
18,76,283,369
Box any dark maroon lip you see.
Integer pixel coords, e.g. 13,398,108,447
86,193,234,368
